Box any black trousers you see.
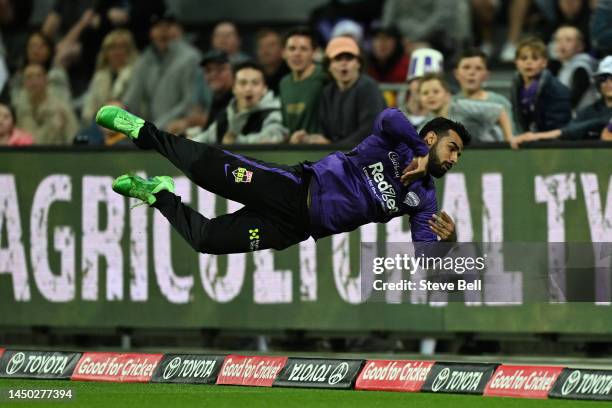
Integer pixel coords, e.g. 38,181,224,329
134,122,311,254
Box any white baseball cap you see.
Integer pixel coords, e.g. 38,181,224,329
407,48,444,82
594,55,612,77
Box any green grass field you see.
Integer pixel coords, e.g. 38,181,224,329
0,379,607,408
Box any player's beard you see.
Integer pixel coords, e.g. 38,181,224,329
427,141,447,178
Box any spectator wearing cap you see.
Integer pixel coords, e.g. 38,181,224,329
211,21,250,64
291,36,385,145
367,25,409,84
280,27,328,139
190,61,286,144
400,48,444,129
553,25,598,112
121,13,201,131
515,55,612,144
199,50,234,129
256,28,290,96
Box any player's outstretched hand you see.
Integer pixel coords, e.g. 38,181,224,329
400,154,429,185
429,211,457,242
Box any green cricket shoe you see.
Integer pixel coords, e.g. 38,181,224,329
112,174,175,206
95,105,144,139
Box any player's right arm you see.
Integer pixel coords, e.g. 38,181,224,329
374,108,429,156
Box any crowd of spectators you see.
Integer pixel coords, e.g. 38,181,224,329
0,0,610,147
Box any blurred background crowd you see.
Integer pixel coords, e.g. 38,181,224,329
0,0,611,148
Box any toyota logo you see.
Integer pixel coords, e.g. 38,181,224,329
561,370,582,395
6,352,26,375
163,357,182,380
431,368,451,392
328,363,350,385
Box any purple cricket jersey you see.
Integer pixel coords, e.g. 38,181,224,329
304,108,438,242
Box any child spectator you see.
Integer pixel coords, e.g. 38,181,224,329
279,27,328,140
15,63,78,145
81,29,138,124
453,48,515,141
553,25,598,111
0,103,33,146
191,61,286,144
419,73,514,144
367,25,409,83
291,36,385,145
510,37,571,133
514,55,612,143
255,28,290,95
401,48,444,129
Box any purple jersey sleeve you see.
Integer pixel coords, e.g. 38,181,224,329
373,108,430,156
409,196,438,242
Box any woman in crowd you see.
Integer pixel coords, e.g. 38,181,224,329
10,31,72,105
15,63,78,145
81,29,138,124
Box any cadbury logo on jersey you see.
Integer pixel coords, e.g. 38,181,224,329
387,151,401,179
366,162,399,213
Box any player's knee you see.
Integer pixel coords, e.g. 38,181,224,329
193,226,230,255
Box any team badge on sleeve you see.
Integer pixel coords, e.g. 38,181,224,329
403,191,420,207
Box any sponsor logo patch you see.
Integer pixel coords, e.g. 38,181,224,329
248,228,260,251
363,162,399,214
232,167,253,183
388,152,401,179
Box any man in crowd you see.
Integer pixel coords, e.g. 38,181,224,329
211,21,250,64
256,28,290,95
279,27,328,142
122,13,201,130
190,61,286,144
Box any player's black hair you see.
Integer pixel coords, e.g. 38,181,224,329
419,117,471,146
232,60,267,86
283,26,317,49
